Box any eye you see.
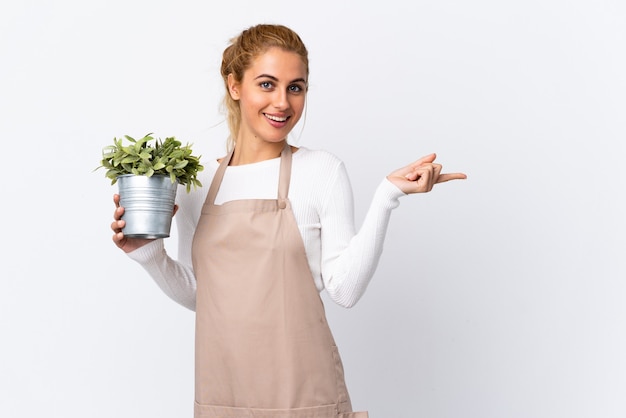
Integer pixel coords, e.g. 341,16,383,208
288,84,305,94
259,81,274,90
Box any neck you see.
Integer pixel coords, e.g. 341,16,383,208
230,139,285,166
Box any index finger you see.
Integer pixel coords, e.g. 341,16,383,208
436,172,468,184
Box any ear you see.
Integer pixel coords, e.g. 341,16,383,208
227,74,240,100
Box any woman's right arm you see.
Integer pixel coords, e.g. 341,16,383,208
111,193,197,311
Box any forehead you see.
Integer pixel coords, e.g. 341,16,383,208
245,47,307,81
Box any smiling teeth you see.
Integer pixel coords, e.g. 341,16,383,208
265,114,287,122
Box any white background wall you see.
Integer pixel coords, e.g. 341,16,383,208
1,1,624,417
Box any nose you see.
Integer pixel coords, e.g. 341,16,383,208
272,89,289,110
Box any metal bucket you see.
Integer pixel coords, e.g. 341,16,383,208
117,174,178,239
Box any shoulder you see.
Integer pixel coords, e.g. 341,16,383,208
292,146,345,175
290,147,351,203
294,146,342,162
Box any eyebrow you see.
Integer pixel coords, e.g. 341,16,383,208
254,74,307,84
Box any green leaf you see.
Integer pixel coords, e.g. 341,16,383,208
121,156,139,164
173,160,188,169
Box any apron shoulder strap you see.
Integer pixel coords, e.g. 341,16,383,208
206,147,234,206
278,144,292,209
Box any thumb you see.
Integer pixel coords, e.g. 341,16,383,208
410,153,437,168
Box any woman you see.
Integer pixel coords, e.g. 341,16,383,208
111,24,466,418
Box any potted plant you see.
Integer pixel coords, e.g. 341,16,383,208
97,133,203,238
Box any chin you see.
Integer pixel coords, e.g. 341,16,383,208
263,135,290,144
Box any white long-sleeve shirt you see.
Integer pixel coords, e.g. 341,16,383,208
127,147,404,311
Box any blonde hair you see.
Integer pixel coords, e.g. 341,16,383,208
220,24,309,150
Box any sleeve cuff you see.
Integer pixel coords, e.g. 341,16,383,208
376,178,405,209
126,239,166,264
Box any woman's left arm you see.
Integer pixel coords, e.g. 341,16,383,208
320,153,465,308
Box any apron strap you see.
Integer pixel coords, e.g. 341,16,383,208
206,142,292,207
206,147,233,206
278,144,292,209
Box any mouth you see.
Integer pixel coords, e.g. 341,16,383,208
264,113,290,123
